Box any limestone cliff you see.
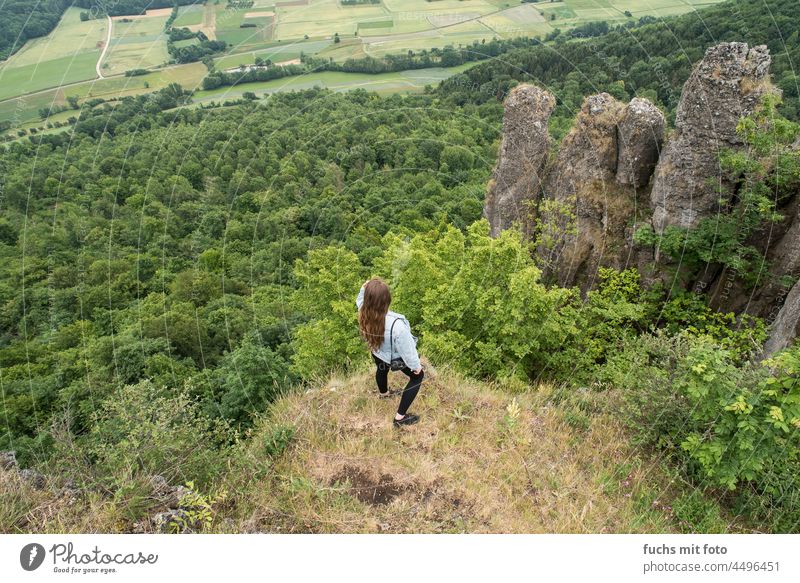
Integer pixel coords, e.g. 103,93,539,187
485,84,555,237
649,43,772,233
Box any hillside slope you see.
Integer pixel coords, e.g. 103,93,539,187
220,366,735,534
2,365,743,534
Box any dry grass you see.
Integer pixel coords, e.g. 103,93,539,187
225,365,683,533
2,366,724,533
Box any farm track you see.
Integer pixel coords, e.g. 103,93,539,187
96,15,113,80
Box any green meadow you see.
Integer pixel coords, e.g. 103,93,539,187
102,13,171,76
0,8,106,100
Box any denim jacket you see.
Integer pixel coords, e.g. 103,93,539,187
356,286,421,371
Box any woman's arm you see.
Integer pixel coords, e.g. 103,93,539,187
356,284,365,310
393,320,421,372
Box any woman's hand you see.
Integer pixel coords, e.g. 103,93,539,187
412,366,423,375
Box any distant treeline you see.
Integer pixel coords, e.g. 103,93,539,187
73,0,204,17
201,37,542,90
0,0,72,60
165,6,227,65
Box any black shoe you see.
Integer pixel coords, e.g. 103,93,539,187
393,413,419,427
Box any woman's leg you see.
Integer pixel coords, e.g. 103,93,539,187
397,368,424,416
372,354,390,394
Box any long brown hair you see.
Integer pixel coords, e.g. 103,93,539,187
359,278,391,351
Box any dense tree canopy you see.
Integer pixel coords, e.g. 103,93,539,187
73,0,203,17
0,87,497,460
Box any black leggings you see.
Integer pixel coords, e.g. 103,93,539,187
372,354,423,416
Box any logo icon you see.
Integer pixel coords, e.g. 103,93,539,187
20,543,46,571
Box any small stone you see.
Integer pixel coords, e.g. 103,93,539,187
19,468,46,490
0,450,17,470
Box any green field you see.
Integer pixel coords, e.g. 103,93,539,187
0,0,730,126
0,8,106,100
214,39,331,68
102,13,171,76
174,4,206,27
194,62,474,103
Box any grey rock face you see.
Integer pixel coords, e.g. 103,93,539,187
539,93,626,287
537,94,663,289
485,84,556,237
616,98,666,188
650,43,772,233
763,278,800,357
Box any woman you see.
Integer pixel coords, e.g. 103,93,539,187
356,278,423,426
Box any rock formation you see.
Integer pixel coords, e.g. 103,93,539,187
649,42,772,233
537,94,664,289
485,84,555,237
616,98,666,188
763,279,800,357
485,41,800,354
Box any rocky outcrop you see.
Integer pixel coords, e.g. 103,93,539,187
650,42,772,233
486,41,800,353
763,279,800,357
485,84,555,237
538,94,664,289
616,98,666,188
0,450,47,490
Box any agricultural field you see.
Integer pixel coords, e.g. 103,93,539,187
193,62,475,103
102,9,172,77
0,0,729,127
0,7,107,101
174,4,206,28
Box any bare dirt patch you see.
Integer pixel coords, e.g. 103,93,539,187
330,465,405,505
245,11,276,18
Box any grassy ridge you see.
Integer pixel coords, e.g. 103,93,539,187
0,366,736,533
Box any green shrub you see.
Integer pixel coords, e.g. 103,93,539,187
548,268,658,383
411,221,573,379
81,380,234,492
263,425,296,458
290,246,367,378
677,340,800,491
606,332,800,531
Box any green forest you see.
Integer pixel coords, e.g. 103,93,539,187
1,0,799,534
